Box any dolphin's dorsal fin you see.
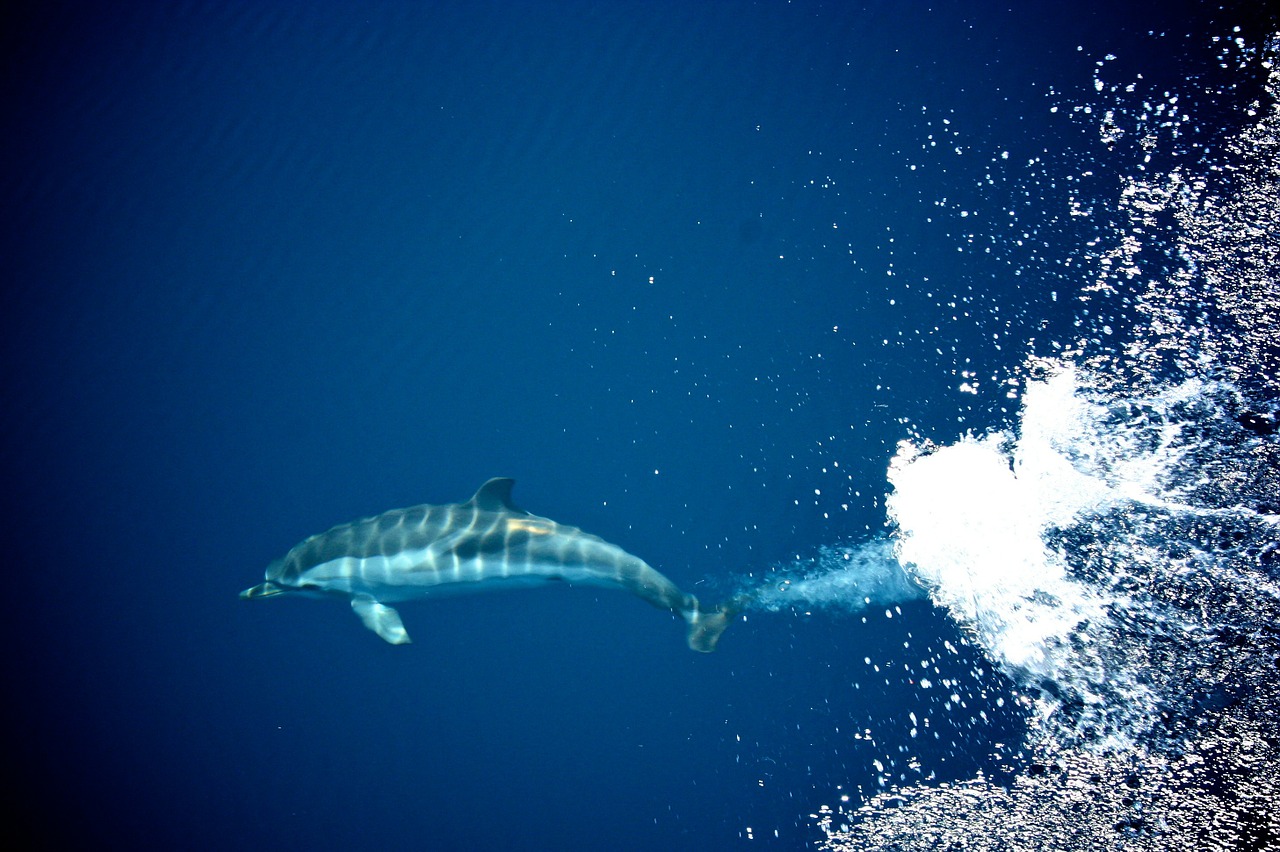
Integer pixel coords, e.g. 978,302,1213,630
467,477,526,514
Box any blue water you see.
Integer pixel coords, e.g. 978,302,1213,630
5,2,1273,849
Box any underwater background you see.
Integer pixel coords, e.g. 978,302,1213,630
5,1,1278,849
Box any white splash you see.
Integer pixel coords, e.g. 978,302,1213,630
883,363,1212,741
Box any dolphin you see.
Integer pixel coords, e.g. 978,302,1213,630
240,477,738,651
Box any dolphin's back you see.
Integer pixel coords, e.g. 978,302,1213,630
273,499,641,593
278,502,475,574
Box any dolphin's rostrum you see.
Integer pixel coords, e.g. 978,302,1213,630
241,478,739,651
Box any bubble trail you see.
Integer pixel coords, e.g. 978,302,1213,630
737,539,926,614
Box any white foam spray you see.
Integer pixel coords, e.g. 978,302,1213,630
886,366,1145,737
817,30,1280,850
884,361,1279,745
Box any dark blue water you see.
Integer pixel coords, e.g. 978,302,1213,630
4,2,1264,849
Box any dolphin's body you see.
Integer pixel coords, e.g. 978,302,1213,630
241,478,736,651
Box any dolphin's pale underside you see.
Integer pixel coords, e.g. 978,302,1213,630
240,478,738,651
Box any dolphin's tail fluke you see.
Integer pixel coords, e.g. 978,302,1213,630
684,594,751,652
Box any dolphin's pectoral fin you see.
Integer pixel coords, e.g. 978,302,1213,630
351,594,412,645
